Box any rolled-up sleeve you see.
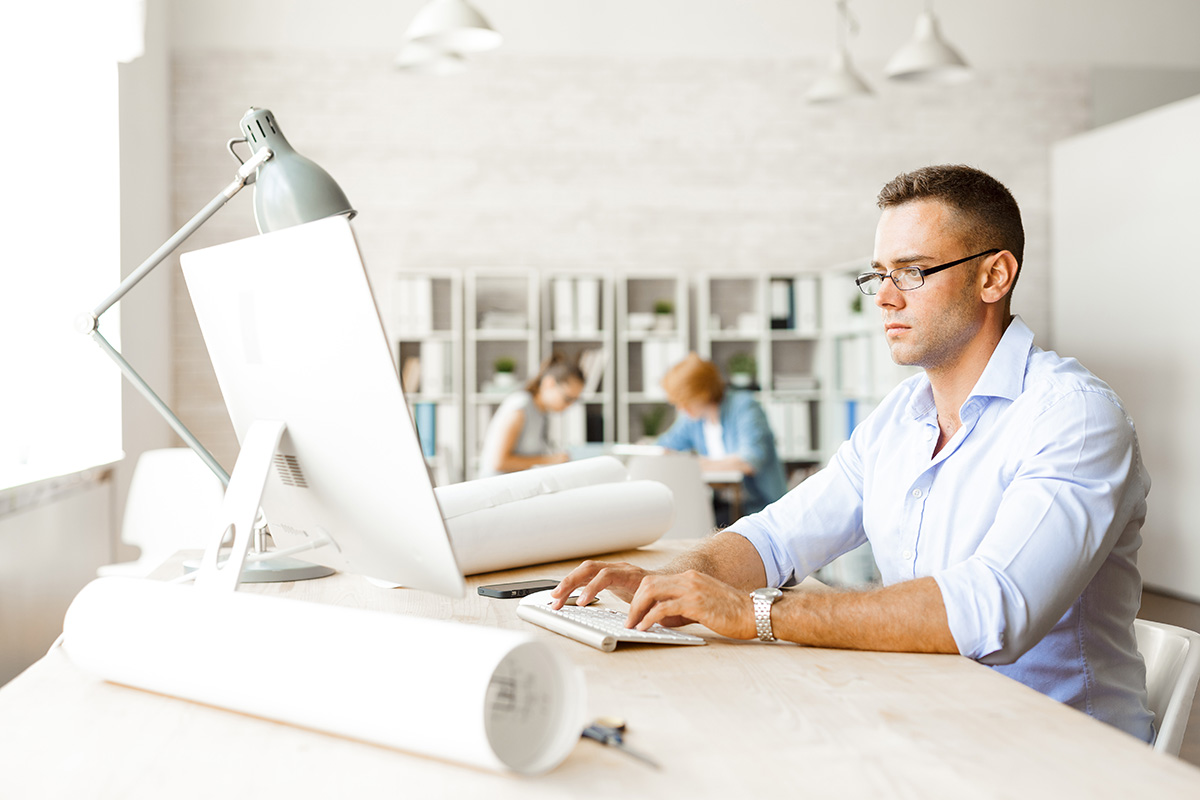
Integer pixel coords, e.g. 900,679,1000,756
729,437,869,587
933,388,1140,664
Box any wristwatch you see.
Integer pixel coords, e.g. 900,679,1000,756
751,587,784,642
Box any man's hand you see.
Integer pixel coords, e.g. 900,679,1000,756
550,560,651,609
627,571,756,638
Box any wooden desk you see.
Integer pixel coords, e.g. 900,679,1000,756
2,540,1199,798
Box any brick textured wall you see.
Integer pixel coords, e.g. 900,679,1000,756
171,51,1090,470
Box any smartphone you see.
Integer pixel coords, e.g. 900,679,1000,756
477,579,560,599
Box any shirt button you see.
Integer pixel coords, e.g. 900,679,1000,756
911,488,922,498
902,550,914,561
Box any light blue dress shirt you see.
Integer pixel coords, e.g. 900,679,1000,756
729,317,1153,741
658,391,788,515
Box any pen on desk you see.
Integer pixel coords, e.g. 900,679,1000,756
581,720,660,769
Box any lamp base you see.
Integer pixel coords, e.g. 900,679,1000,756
184,552,335,583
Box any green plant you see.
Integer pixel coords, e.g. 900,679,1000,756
850,293,864,315
728,352,757,377
653,299,674,315
641,404,669,437
493,356,516,374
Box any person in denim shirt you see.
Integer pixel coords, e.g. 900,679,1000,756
656,354,787,518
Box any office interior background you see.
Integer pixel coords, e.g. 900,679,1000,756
3,0,1200,754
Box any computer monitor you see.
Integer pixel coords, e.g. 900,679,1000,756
179,216,465,597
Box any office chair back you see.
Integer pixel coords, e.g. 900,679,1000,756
1134,618,1200,755
97,448,225,578
625,452,716,539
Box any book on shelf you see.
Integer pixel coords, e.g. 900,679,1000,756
579,347,609,395
420,340,452,397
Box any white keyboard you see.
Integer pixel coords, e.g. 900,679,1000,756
516,602,707,652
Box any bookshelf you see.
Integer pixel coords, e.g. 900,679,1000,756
696,272,824,477
464,268,542,480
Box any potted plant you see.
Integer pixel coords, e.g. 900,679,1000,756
493,356,517,389
728,352,757,388
640,404,670,442
653,299,675,332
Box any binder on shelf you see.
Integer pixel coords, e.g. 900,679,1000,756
420,340,450,397
770,278,794,330
795,276,819,334
553,278,576,335
575,277,601,336
393,276,435,335
414,402,437,459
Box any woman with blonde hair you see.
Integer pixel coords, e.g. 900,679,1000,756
657,353,786,520
477,353,584,477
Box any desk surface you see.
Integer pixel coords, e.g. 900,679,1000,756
2,540,1199,798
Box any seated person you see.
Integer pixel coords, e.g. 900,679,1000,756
552,164,1153,743
477,354,584,478
656,353,787,519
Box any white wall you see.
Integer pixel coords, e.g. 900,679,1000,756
169,0,1200,67
117,0,175,552
1051,95,1200,602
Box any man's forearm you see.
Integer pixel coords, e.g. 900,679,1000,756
658,530,767,591
773,576,958,654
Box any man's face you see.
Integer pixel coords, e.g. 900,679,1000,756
871,200,985,371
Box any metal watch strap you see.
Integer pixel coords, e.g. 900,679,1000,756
752,588,782,642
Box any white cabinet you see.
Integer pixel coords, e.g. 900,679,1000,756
615,272,689,443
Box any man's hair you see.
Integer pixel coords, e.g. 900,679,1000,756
877,164,1024,299
661,353,725,408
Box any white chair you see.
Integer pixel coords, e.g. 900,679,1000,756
98,448,225,578
625,452,717,539
1134,618,1200,755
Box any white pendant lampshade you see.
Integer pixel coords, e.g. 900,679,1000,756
402,0,501,54
885,9,971,83
806,47,873,104
806,0,872,104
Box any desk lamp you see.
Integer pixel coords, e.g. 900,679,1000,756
76,107,354,582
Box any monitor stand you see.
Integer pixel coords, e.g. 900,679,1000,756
194,420,334,591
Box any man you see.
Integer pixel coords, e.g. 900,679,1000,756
552,164,1153,741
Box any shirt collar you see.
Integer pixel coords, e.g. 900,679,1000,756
905,315,1035,421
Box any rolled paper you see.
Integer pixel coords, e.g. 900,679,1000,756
434,456,631,520
444,480,675,575
61,577,586,775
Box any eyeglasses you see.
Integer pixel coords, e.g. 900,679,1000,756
855,249,999,296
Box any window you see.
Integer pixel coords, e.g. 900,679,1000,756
0,3,144,489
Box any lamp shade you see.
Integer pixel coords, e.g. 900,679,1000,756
806,47,873,104
885,10,971,83
239,108,356,234
403,0,501,54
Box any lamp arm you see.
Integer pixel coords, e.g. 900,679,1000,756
76,146,274,488
90,329,231,486
88,147,273,321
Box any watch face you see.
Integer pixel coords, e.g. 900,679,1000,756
754,588,783,600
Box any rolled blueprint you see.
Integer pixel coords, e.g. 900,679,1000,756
61,577,586,775
443,480,674,575
435,456,631,520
